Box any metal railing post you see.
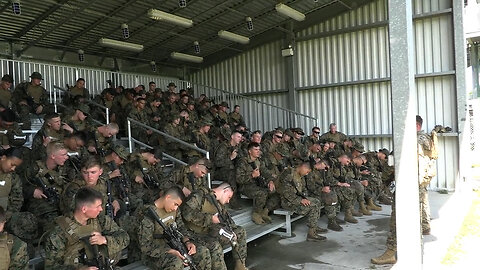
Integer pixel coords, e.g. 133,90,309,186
206,151,211,188
127,119,133,153
105,107,110,125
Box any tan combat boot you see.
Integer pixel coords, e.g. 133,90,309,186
344,208,358,224
367,198,382,211
371,248,397,264
261,208,272,223
252,211,265,225
234,259,249,270
359,201,372,216
307,227,327,241
352,208,363,217
327,218,343,231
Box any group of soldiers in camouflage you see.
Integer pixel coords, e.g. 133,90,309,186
0,71,432,269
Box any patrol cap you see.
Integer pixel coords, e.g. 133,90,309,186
294,128,305,136
352,143,365,153
75,103,90,115
197,159,212,170
284,129,295,138
1,74,13,83
198,119,213,127
167,82,176,87
170,113,181,122
112,144,129,160
275,127,285,133
378,148,390,157
220,101,230,108
30,72,43,80
187,100,195,105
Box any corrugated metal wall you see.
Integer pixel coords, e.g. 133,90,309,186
0,58,186,98
190,0,459,190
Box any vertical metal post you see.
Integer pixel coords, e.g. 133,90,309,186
105,107,110,125
206,152,211,189
452,0,468,191
53,85,58,113
388,0,422,268
127,119,133,153
472,44,479,98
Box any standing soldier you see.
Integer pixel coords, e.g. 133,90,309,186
319,123,347,144
213,131,242,208
277,161,327,241
45,187,130,269
182,183,248,270
138,186,212,270
12,72,51,130
0,206,28,270
0,74,13,109
236,142,279,224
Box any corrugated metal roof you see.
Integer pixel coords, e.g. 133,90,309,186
0,0,363,66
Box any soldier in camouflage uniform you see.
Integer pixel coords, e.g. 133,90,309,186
329,152,358,224
217,102,229,126
0,206,28,270
0,109,23,150
129,98,153,144
187,100,198,123
62,132,88,180
92,88,117,124
236,142,280,224
188,120,212,162
164,113,188,160
182,183,248,270
213,131,242,209
126,148,163,205
45,187,130,269
305,159,343,231
0,74,13,109
138,186,212,270
24,142,69,235
304,127,321,148
12,72,51,130
87,123,119,156
228,105,246,127
352,155,382,212
64,78,89,106
62,103,93,133
31,113,70,161
277,161,327,241
163,158,211,197
319,123,347,144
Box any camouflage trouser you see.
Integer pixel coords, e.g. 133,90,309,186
239,184,280,212
195,234,228,270
364,176,381,200
321,191,339,220
142,244,212,270
332,185,354,210
6,212,38,242
386,193,396,251
419,185,431,232
281,197,321,228
350,180,365,204
220,226,247,262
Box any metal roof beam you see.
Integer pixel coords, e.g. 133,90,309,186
13,0,70,39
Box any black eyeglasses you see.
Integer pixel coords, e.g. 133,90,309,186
313,131,320,134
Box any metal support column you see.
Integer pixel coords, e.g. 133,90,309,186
472,44,479,98
284,22,297,126
388,0,422,268
452,0,468,191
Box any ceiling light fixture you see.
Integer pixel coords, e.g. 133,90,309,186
246,17,253,31
150,61,157,72
12,0,21,15
218,30,250,44
193,41,200,54
148,9,193,27
179,0,187,8
121,23,129,39
275,3,306,21
171,52,203,63
78,49,85,62
98,38,144,52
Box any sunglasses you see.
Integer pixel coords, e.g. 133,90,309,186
313,131,320,134
275,135,283,139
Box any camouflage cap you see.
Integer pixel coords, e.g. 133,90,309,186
284,129,295,138
293,128,305,136
198,159,212,170
112,144,129,160
220,101,230,108
75,103,90,115
378,148,390,157
198,119,213,127
352,143,365,153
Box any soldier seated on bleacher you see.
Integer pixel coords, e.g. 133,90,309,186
0,206,29,269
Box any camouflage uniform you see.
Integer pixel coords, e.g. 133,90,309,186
182,189,247,270
44,214,130,269
60,175,109,215
329,162,355,211
213,141,239,189
305,168,339,221
126,153,162,205
129,107,151,144
64,86,89,106
163,165,208,193
12,82,50,130
189,130,211,161
88,129,115,155
228,111,245,127
235,156,280,213
417,130,436,233
319,131,347,144
138,205,212,270
0,231,28,270
163,122,187,160
277,168,321,229
24,160,68,234
31,127,65,162
0,87,12,109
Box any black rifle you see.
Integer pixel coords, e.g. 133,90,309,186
79,235,114,270
141,167,160,189
92,131,106,157
107,162,130,212
67,153,82,174
33,173,59,204
146,207,198,270
248,161,268,188
206,194,237,247
105,179,114,219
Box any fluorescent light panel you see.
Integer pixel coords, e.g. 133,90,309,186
217,30,250,44
171,52,203,63
98,38,144,52
275,3,305,21
148,9,193,27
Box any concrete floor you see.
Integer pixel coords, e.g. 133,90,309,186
226,187,475,270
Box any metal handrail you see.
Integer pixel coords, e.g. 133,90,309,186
191,82,317,120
